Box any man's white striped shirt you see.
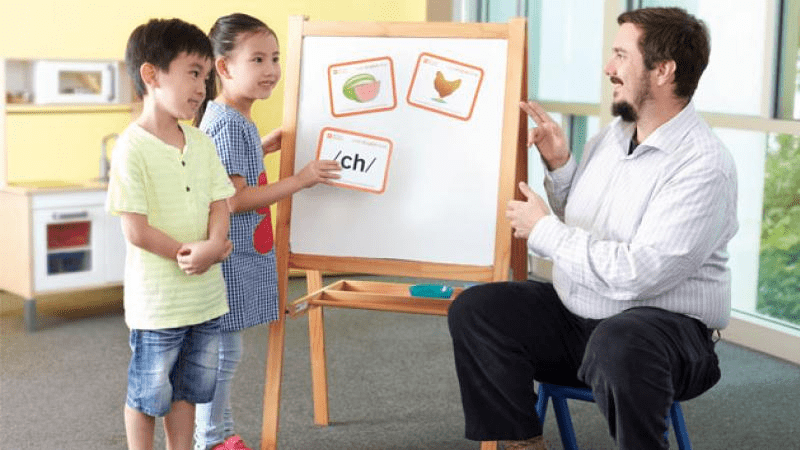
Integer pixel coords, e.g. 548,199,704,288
528,103,738,329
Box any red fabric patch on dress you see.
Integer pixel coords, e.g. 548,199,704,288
253,172,274,253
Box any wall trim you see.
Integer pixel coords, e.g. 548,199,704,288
722,315,800,366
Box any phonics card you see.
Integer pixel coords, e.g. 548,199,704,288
406,53,484,121
316,127,394,194
328,57,397,117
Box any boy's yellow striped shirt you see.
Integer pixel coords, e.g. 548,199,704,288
107,123,235,330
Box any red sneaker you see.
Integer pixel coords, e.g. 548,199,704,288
211,435,252,450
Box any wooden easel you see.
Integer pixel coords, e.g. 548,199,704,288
260,17,528,450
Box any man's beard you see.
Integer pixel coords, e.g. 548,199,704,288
612,101,638,122
611,71,651,123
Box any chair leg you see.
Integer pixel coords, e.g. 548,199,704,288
535,384,551,425
551,396,580,450
670,402,692,450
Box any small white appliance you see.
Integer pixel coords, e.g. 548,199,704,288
32,60,119,104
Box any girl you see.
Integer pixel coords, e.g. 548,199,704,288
193,13,340,450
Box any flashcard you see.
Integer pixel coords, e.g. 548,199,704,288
316,127,394,194
406,53,484,121
328,57,397,117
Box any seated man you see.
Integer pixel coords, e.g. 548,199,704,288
448,7,738,450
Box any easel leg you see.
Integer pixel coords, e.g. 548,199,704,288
481,441,498,450
260,317,286,450
309,305,329,425
306,271,329,425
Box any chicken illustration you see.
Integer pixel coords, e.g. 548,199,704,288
433,71,462,99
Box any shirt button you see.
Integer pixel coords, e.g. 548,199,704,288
186,186,190,192
182,161,186,166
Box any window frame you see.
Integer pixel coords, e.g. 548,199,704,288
774,0,800,119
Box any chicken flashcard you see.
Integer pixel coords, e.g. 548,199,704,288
328,57,397,118
406,53,484,121
316,127,394,194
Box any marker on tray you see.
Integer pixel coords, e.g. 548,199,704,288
409,284,454,298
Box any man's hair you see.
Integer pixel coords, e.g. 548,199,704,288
125,18,214,98
618,7,710,101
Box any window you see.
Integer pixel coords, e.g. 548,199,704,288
465,0,605,103
721,127,800,329
640,0,774,116
532,1,604,103
795,52,799,119
758,133,800,326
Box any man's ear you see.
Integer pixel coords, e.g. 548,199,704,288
655,60,676,87
215,57,230,79
140,62,158,89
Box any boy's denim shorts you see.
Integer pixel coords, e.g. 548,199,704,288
126,318,220,417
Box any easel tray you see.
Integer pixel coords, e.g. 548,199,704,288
288,279,463,317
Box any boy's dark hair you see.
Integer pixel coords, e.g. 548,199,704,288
195,13,276,126
618,7,710,101
125,18,214,99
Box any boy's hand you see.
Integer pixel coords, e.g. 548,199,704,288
261,128,282,156
177,239,232,275
297,159,341,188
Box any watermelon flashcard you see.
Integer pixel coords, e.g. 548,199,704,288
328,57,397,118
406,53,484,121
315,127,394,194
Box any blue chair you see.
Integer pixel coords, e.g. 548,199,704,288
534,383,692,450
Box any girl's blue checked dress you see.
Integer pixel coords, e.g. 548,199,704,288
199,101,279,331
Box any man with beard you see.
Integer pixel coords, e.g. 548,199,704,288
448,7,738,450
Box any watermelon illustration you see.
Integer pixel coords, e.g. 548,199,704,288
343,73,380,103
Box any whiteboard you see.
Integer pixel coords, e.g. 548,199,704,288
289,36,509,266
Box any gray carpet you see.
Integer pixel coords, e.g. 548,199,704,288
1,276,799,449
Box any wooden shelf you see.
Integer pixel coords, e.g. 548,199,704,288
6,103,134,114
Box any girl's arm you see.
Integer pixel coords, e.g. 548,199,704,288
226,160,341,213
261,128,282,156
119,212,182,261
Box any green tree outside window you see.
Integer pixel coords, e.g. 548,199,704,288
757,133,800,325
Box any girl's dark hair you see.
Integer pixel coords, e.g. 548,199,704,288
618,7,710,101
194,13,277,126
125,18,214,99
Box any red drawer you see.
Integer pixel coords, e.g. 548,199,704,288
47,222,90,249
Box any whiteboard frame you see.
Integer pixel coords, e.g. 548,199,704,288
277,17,528,283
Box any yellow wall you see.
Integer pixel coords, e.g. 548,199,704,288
1,0,429,184
0,0,430,314
6,111,132,182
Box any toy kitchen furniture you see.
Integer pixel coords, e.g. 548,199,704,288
0,184,125,331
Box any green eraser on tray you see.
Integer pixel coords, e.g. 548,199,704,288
409,284,454,298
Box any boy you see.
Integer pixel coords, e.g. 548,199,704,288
106,18,235,450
